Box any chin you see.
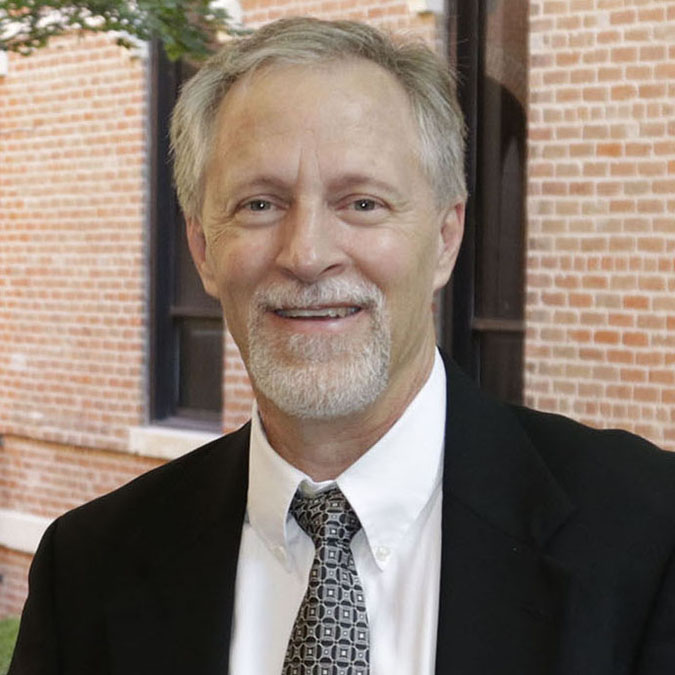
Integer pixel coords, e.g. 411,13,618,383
249,338,391,420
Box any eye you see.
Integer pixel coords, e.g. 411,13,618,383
233,197,283,226
353,198,378,211
245,199,273,212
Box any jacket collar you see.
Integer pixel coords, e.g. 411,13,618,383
441,355,573,547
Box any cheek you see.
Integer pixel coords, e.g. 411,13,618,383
206,246,258,333
360,234,438,304
209,233,271,293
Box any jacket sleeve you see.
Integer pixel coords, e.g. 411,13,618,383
636,546,675,673
8,520,60,675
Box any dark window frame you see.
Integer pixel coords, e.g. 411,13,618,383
149,41,223,431
442,0,527,404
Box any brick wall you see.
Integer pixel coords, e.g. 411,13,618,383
526,0,675,450
0,435,162,519
240,0,439,30
0,33,156,617
0,33,148,452
0,547,30,619
0,435,162,616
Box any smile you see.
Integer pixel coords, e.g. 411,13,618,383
274,306,361,319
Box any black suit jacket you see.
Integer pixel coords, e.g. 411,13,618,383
10,358,675,674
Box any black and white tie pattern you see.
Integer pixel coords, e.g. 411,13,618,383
282,487,370,675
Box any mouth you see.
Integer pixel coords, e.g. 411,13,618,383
273,305,362,320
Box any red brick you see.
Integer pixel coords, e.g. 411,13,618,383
623,295,649,310
640,45,666,61
557,15,582,30
610,163,637,177
625,143,651,157
637,200,664,214
654,141,675,156
568,330,592,343
607,350,635,365
637,7,665,22
639,84,667,99
610,9,636,25
655,63,675,80
624,27,650,42
612,47,638,62
543,1,567,14
607,384,632,399
557,88,583,103
583,86,609,102
653,180,675,194
608,313,634,328
611,85,637,101
597,30,621,45
637,352,663,368
595,330,620,345
634,387,659,403
570,0,593,10
623,332,648,348
580,347,604,361
620,368,646,383
569,293,593,308
598,143,623,157
556,51,582,67
625,65,652,81
650,370,675,386
583,48,610,64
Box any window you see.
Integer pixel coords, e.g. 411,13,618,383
442,0,528,404
149,42,223,429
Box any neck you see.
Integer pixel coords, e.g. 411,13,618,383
256,340,437,481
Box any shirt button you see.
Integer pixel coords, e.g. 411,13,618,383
375,546,390,562
274,546,286,562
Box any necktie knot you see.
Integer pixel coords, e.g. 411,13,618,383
290,487,361,549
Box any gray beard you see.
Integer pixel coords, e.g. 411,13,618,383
246,278,391,419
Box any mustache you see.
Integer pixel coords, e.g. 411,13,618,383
252,278,384,311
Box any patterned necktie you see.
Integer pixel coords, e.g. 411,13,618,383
282,487,370,675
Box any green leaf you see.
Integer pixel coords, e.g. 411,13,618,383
0,0,243,61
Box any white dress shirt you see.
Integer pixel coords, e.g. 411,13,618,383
229,350,447,674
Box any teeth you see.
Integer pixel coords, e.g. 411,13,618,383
276,307,358,319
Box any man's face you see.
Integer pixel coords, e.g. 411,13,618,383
189,59,464,420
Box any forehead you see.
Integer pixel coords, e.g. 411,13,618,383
208,59,422,176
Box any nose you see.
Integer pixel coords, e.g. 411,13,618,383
275,201,346,283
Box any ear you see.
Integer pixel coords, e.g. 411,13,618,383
186,217,219,299
433,200,465,291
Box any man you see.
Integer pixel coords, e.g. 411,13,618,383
9,17,675,675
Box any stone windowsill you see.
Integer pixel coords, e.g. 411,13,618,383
127,425,221,461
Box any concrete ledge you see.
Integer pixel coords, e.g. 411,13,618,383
127,426,220,461
407,0,444,14
0,509,53,555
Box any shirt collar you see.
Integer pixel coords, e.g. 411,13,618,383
247,349,447,571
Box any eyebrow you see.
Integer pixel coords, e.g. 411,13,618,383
326,173,403,198
219,171,405,205
225,174,294,194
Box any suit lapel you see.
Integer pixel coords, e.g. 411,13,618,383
436,358,575,675
105,424,250,675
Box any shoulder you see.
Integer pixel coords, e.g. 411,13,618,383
511,405,675,523
52,423,250,558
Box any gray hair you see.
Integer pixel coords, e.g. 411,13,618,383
170,16,467,221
